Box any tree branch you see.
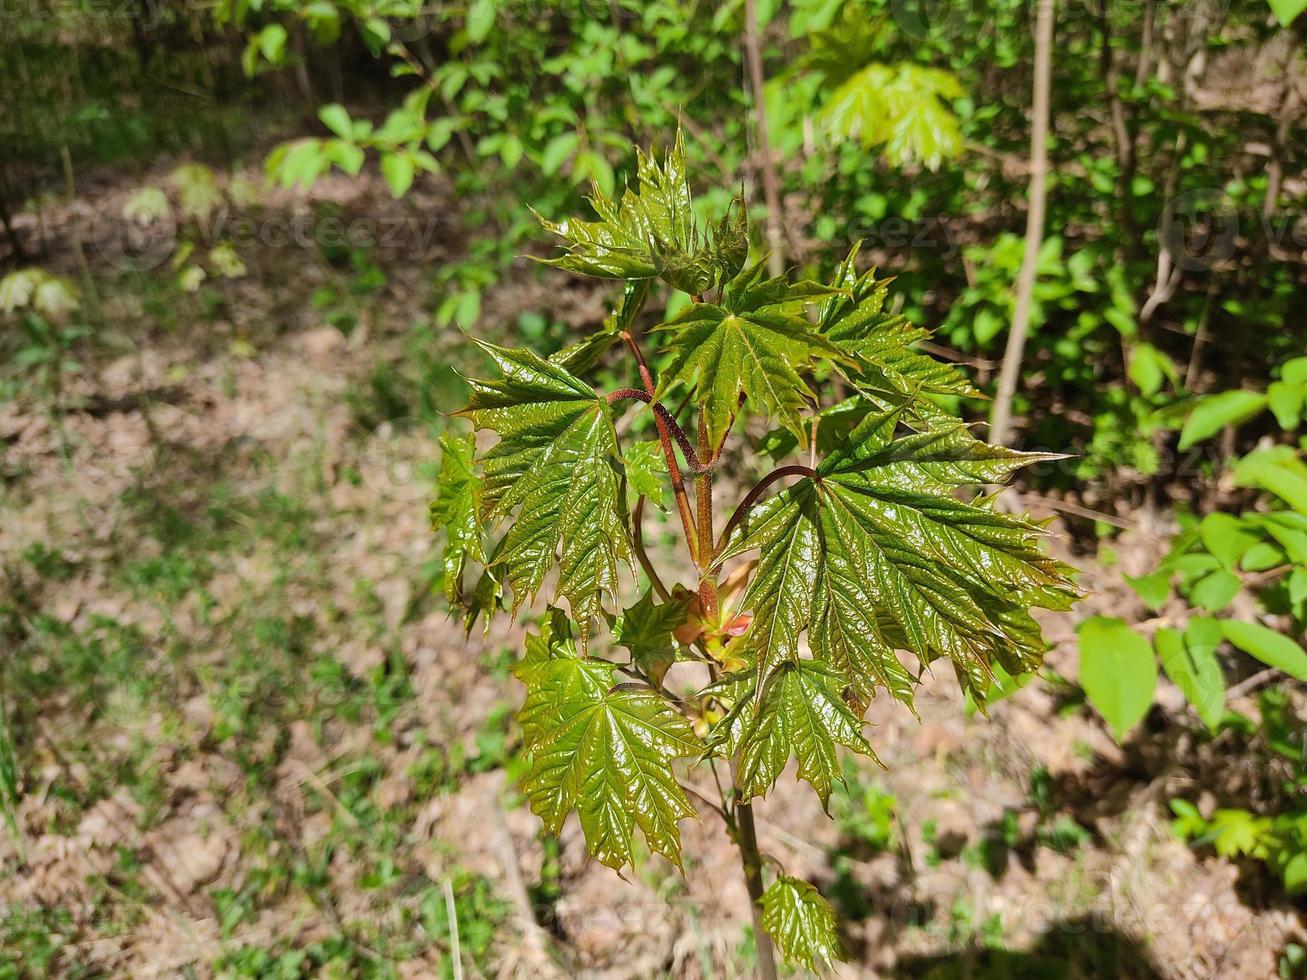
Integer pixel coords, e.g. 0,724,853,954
606,388,714,474
743,0,792,279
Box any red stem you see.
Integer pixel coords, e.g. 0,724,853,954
619,331,701,567
715,464,818,556
607,388,713,474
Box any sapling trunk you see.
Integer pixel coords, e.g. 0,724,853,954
735,799,779,980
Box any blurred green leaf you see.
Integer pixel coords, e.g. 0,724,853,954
1077,616,1156,740
1220,620,1307,681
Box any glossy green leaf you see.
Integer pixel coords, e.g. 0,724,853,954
1188,570,1241,612
533,130,745,293
1267,381,1304,430
318,103,353,140
380,152,415,198
466,0,496,41
457,342,632,636
713,661,877,805
1156,626,1224,730
759,875,845,971
430,432,484,602
623,440,667,507
655,260,845,447
1219,620,1307,681
819,62,963,170
1126,569,1171,609
820,244,982,404
615,588,689,684
1269,0,1307,27
1233,447,1307,515
514,633,701,871
1077,616,1156,740
721,402,1077,701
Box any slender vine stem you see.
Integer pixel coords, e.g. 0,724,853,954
715,464,819,556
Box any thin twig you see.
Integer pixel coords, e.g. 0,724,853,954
443,878,464,980
632,496,671,602
716,465,818,555
1226,668,1280,701
620,331,700,565
607,388,713,473
990,0,1055,447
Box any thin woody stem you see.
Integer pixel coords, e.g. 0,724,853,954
715,464,819,556
606,389,713,474
696,412,718,620
631,496,671,602
620,331,701,567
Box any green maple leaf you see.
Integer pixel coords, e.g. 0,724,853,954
615,588,690,683
514,631,702,871
720,400,1077,703
708,661,877,805
457,341,633,637
760,875,846,971
533,130,746,294
820,243,981,402
655,261,847,447
430,431,484,602
622,440,667,507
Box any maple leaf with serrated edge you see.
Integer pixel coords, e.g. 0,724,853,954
654,260,848,448
456,341,633,639
708,661,878,805
718,399,1078,703
513,631,702,871
533,131,746,294
760,875,846,971
615,588,690,685
430,431,484,602
623,440,667,508
820,242,982,402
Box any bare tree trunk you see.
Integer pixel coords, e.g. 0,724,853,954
743,0,788,278
990,0,1055,447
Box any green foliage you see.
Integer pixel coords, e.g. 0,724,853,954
1170,685,1307,897
655,260,842,446
0,698,18,838
1076,617,1157,741
513,625,700,871
759,875,845,972
533,131,747,293
432,131,1077,969
455,342,633,636
1089,377,1307,738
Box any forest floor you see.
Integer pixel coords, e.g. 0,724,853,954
0,159,1303,979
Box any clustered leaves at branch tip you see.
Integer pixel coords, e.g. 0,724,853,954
431,131,1079,970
